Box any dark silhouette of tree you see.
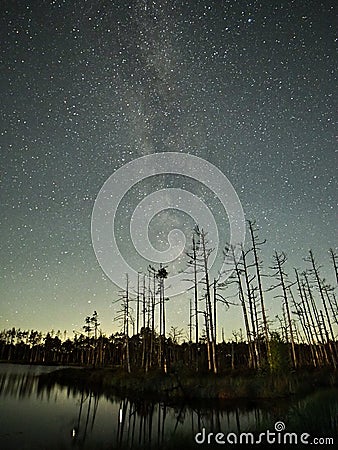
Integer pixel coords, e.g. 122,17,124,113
248,220,271,368
268,251,297,369
329,248,338,284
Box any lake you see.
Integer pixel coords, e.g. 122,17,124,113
0,363,336,449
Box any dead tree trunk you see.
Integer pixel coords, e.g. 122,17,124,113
309,251,337,361
136,273,140,336
295,269,319,366
248,221,271,367
271,251,297,369
125,275,131,373
185,231,201,372
241,245,260,368
319,310,336,369
329,248,338,284
304,273,329,365
200,229,217,373
193,234,199,371
324,286,338,326
142,274,146,329
204,308,212,372
157,266,168,372
289,287,316,367
230,245,254,368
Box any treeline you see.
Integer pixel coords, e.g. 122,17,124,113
1,221,337,374
111,221,337,373
0,325,251,370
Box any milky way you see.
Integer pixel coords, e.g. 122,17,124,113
0,0,336,337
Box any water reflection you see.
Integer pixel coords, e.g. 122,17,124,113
0,364,337,449
70,391,100,448
0,371,37,399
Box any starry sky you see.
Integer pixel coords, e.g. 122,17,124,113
1,0,336,339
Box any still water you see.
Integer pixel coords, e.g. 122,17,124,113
0,364,336,449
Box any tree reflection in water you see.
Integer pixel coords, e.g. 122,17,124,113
1,366,336,449
70,390,100,447
56,380,272,449
0,370,277,449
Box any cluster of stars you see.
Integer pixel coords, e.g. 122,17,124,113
0,0,335,335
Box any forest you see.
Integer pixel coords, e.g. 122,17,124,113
1,221,337,376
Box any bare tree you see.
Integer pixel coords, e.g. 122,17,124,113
295,268,320,366
185,228,203,371
199,228,217,374
115,276,132,373
224,244,255,368
248,220,271,367
307,251,336,368
289,287,317,367
157,265,168,372
329,248,338,284
241,244,260,368
136,273,140,336
268,252,297,369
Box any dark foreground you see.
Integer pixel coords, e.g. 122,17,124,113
1,364,337,449
39,365,338,401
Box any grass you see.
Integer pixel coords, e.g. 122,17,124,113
286,388,338,435
38,366,338,401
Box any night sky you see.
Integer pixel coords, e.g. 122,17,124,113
1,0,336,339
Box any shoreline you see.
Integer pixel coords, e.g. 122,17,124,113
37,365,338,402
